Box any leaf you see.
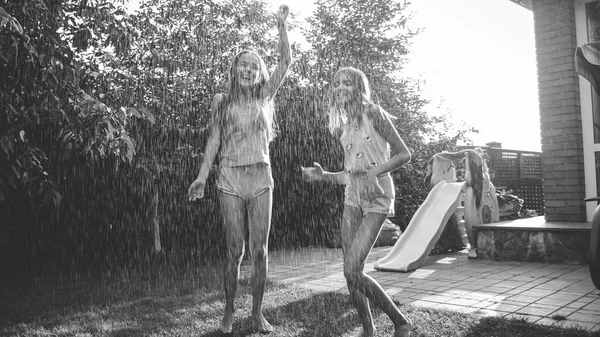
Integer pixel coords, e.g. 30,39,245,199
138,107,155,124
59,109,69,122
106,120,116,134
0,135,13,155
123,136,136,162
126,107,141,118
0,7,23,35
117,109,126,122
60,130,73,143
52,190,62,209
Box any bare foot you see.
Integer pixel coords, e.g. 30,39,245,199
394,322,412,337
221,310,234,333
252,312,273,334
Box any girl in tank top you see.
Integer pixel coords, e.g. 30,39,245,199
187,5,291,334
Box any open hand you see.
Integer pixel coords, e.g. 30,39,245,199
188,179,206,201
301,162,324,182
360,174,385,201
276,4,289,25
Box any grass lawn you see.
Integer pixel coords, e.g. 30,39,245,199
0,264,598,337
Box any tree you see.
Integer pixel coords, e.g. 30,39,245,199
0,0,155,281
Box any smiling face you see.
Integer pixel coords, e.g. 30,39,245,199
236,53,261,89
333,71,355,105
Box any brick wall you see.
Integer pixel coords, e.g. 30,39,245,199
532,0,586,221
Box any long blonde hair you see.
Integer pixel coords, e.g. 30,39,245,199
217,50,276,141
327,67,373,134
327,67,397,135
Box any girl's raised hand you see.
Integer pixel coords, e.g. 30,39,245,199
301,162,324,182
276,4,289,25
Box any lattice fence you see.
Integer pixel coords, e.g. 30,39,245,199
487,149,542,189
459,146,544,214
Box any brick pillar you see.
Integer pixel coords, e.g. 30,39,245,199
532,0,586,222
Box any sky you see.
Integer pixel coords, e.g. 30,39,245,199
270,0,541,152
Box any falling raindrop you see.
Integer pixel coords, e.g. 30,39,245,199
0,1,480,335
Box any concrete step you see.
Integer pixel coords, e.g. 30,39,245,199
471,217,592,264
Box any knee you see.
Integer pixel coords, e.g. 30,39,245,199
226,242,245,262
251,244,268,261
343,265,362,285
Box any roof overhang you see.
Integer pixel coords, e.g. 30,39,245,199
508,0,532,10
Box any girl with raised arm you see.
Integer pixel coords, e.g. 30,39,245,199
187,5,291,334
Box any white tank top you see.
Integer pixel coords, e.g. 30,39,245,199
219,103,270,167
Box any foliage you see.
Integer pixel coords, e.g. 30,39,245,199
0,0,158,281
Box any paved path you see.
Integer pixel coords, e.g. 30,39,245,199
256,246,600,332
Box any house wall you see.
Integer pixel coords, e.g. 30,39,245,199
532,0,586,221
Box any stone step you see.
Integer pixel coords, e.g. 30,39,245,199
471,217,592,264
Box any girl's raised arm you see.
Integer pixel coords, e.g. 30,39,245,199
263,5,292,100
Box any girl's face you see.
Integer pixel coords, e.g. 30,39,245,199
236,53,261,89
333,72,354,105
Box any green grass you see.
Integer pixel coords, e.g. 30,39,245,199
0,265,598,337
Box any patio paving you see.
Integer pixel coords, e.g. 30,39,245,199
249,246,600,332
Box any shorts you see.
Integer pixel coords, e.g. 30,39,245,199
216,163,274,201
344,172,395,216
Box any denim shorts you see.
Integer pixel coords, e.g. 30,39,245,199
216,163,274,201
344,172,395,216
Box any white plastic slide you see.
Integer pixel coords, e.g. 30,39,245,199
374,180,465,272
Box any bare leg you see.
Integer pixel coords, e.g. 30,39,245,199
464,222,478,258
463,190,478,259
247,189,273,333
218,192,246,333
344,211,412,337
341,206,375,337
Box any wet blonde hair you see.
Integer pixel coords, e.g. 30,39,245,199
327,67,373,134
217,50,276,141
327,67,397,135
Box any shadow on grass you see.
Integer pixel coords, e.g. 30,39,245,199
0,284,225,336
406,305,599,337
0,266,226,336
197,290,358,337
1,273,598,337
0,278,223,321
194,289,600,337
461,315,600,337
